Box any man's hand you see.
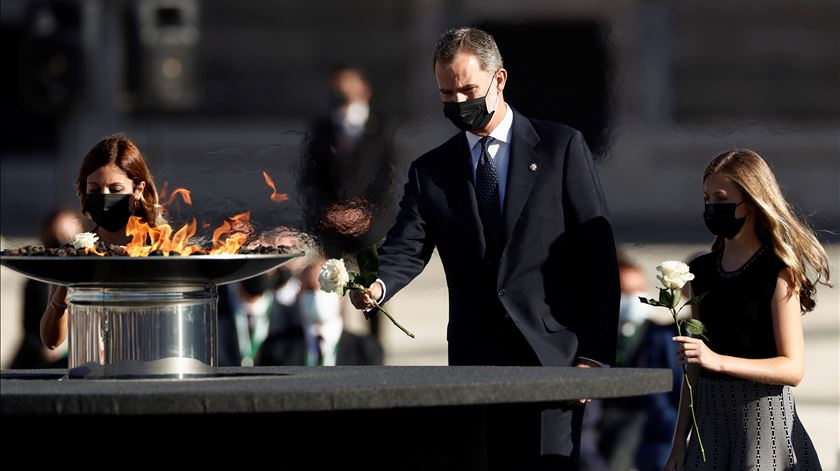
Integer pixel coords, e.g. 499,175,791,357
349,281,383,310
573,361,597,405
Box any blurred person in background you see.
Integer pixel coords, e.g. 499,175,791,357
300,65,404,342
666,149,830,470
300,65,402,259
40,134,165,351
217,271,295,367
10,209,84,369
256,258,383,366
590,253,651,471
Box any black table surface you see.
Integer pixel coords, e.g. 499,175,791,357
1,366,671,416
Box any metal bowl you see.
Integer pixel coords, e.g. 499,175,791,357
0,253,304,286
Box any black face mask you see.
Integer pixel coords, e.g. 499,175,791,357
84,194,133,233
704,202,747,239
442,75,498,132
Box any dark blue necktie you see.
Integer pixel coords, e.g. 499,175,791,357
475,136,503,260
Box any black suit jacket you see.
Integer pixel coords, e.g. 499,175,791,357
378,109,619,368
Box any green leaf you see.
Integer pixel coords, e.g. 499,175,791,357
356,246,380,277
638,296,650,305
640,297,664,308
356,272,378,288
659,288,674,308
684,319,708,340
685,292,708,306
672,288,682,308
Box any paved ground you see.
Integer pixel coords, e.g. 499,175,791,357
2,240,837,469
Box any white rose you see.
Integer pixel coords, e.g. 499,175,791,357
318,258,350,293
71,232,99,250
656,261,695,290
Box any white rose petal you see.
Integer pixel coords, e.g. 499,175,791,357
318,258,350,293
656,260,695,290
71,232,99,250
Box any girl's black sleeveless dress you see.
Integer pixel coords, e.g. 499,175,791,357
684,245,821,470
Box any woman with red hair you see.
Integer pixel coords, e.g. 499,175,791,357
40,134,164,349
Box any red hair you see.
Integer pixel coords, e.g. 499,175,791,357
75,134,163,227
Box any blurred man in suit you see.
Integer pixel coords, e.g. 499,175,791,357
300,65,401,259
257,259,383,366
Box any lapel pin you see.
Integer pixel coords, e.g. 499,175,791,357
529,163,538,172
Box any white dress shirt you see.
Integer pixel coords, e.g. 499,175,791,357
304,315,344,366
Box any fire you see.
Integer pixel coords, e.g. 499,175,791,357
262,171,289,202
210,211,252,255
117,179,276,257
170,219,204,256
124,216,207,257
164,188,193,206
85,245,106,256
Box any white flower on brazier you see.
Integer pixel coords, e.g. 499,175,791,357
71,232,99,250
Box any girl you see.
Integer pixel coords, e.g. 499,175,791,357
665,149,831,470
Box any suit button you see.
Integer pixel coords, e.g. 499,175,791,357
497,289,505,297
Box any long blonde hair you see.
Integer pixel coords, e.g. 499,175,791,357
704,149,832,313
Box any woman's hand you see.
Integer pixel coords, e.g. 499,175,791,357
41,284,69,349
48,284,68,310
674,336,722,372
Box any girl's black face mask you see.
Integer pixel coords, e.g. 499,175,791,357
442,75,498,132
84,194,133,233
703,201,747,239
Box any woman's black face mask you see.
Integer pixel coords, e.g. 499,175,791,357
84,194,133,233
703,201,747,239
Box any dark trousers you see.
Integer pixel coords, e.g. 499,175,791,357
487,402,585,470
479,313,584,470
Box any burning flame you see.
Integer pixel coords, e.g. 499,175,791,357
262,171,289,202
124,216,207,257
85,245,106,256
164,188,193,207
210,211,252,255
118,177,272,257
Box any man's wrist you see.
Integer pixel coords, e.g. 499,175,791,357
364,279,387,313
373,279,386,303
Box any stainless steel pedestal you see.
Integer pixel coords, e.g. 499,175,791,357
67,284,217,378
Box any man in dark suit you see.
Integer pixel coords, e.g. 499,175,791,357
350,27,619,468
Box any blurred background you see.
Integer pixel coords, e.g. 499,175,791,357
0,0,837,468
